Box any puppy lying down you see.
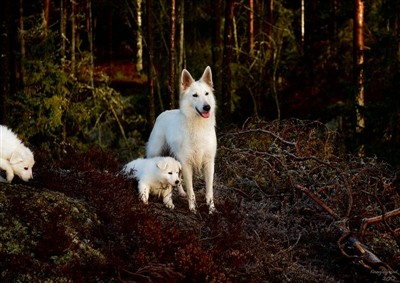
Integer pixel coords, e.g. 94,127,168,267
122,156,182,209
0,125,35,183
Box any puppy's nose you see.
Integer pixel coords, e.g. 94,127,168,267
203,105,210,112
175,180,180,185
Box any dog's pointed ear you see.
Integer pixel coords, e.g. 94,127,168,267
156,160,168,170
200,66,213,88
10,151,23,164
181,69,195,92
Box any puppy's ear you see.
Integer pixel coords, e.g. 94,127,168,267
156,160,168,170
181,69,195,92
10,151,23,164
200,66,213,88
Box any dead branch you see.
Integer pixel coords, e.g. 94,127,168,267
359,208,400,240
296,184,397,274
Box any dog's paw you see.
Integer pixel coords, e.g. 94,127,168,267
165,202,175,209
139,193,149,204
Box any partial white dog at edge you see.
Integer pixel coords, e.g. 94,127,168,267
0,125,35,183
146,66,217,214
122,156,182,209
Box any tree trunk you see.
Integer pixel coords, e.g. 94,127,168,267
222,0,235,123
44,0,50,39
136,0,143,73
0,1,13,123
354,0,365,136
301,0,305,49
211,0,222,99
248,0,254,55
71,0,76,76
19,0,26,86
146,0,155,125
87,0,94,88
60,0,67,66
169,0,176,109
178,0,185,74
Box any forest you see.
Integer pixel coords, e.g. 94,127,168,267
0,0,400,282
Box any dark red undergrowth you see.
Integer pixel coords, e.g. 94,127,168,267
1,119,399,282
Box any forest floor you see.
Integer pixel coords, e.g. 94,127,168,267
1,119,399,282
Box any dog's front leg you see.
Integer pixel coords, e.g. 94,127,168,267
204,160,215,214
138,182,150,204
0,158,14,183
182,165,196,212
162,187,175,209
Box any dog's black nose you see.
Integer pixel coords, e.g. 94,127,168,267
175,180,180,184
203,105,211,112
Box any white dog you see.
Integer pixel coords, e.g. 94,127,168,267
122,156,182,209
0,125,35,183
146,66,217,213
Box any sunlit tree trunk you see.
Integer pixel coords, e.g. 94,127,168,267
222,0,235,122
169,0,176,109
147,0,155,125
301,0,305,49
136,0,143,73
354,0,365,136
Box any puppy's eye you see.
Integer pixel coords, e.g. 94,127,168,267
168,172,173,175
193,93,198,97
205,92,209,96
24,167,29,170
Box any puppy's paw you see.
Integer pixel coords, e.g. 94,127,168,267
165,202,175,209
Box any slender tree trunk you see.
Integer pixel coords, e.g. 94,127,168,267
178,0,185,74
136,0,143,73
19,0,26,86
147,0,155,125
71,0,76,76
87,0,94,88
222,0,235,122
169,0,176,109
211,0,222,99
301,0,305,49
248,0,254,55
60,0,67,66
44,0,50,39
354,0,365,135
0,1,13,123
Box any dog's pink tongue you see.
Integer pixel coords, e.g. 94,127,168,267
201,112,210,118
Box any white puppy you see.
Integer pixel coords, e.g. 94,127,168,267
0,125,35,183
122,156,182,209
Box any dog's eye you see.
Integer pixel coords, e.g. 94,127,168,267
24,167,28,170
168,172,173,175
193,93,198,97
205,92,209,96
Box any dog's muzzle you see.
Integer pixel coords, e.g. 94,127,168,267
196,105,211,118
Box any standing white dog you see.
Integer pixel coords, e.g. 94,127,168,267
146,66,217,213
0,125,35,183
122,157,182,209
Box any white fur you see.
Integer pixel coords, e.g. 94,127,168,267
122,156,182,209
146,66,217,213
0,125,35,183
